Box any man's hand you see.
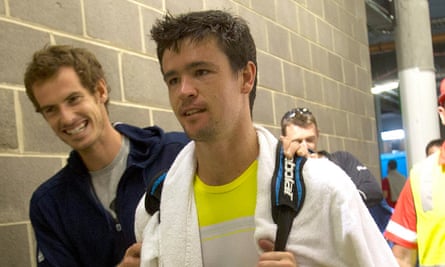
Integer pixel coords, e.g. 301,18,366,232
117,242,141,267
257,239,298,267
280,135,312,159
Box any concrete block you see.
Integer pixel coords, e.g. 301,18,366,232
306,0,323,16
134,0,162,10
362,116,376,141
204,0,235,11
19,92,70,154
337,8,354,37
315,106,335,136
251,0,275,20
290,34,311,69
342,60,357,87
0,89,18,150
165,0,203,14
324,0,339,28
84,0,141,51
253,88,274,125
348,113,363,139
327,52,343,82
54,37,122,102
348,38,361,65
0,156,62,222
275,0,298,32
316,18,334,50
324,135,344,152
233,0,250,7
0,21,49,85
311,44,329,75
152,110,183,132
268,23,291,61
323,78,341,109
297,7,317,41
356,67,371,92
283,62,305,98
10,0,82,34
141,8,161,58
304,71,323,103
121,54,169,108
0,223,33,267
238,8,268,52
257,52,283,91
109,103,151,128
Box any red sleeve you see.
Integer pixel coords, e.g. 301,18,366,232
384,178,417,249
381,178,389,190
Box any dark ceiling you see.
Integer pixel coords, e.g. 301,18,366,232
366,0,445,116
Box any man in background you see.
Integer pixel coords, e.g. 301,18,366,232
383,159,406,208
24,45,188,266
280,107,383,207
384,80,445,266
425,138,443,156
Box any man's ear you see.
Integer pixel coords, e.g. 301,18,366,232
96,79,108,103
240,61,256,94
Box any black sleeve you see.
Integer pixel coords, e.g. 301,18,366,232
330,151,383,207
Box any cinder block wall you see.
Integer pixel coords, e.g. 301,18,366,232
0,0,377,266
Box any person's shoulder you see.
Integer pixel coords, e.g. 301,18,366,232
330,150,358,161
162,131,190,145
114,122,189,145
30,166,73,207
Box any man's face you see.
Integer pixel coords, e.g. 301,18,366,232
32,67,108,152
284,123,319,153
161,37,253,141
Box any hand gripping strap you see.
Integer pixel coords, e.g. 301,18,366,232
145,170,168,221
271,141,306,251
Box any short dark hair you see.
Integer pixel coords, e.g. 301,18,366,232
150,10,257,114
388,159,397,170
425,138,443,156
280,107,318,135
24,45,109,112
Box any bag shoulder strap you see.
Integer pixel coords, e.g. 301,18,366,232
144,170,168,221
270,141,307,251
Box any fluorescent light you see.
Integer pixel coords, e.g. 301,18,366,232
371,81,399,94
381,129,405,141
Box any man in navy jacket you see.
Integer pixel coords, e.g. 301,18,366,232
280,107,391,232
24,45,188,266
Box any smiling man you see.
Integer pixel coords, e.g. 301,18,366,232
24,45,188,267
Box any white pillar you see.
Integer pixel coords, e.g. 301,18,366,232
394,0,439,168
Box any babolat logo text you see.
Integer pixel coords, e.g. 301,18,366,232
284,158,295,201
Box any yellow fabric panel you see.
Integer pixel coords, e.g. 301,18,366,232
194,160,257,227
410,153,445,265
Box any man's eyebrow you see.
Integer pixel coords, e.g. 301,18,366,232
163,61,217,80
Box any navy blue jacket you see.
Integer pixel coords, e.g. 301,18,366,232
29,123,189,267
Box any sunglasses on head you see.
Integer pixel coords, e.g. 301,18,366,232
283,108,312,120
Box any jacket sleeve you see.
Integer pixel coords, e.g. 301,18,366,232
331,151,383,207
29,195,81,267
